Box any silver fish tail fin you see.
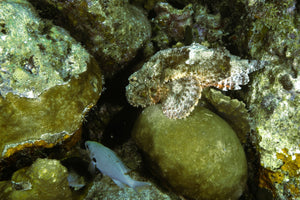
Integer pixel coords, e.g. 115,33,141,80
130,180,151,192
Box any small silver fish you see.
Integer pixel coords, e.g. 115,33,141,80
67,169,85,190
85,141,151,192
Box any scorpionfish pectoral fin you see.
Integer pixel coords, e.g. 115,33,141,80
162,76,202,119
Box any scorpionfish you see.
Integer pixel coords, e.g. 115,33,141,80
126,43,265,119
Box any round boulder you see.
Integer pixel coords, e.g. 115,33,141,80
132,105,247,200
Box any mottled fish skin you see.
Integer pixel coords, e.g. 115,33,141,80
85,141,150,191
126,43,266,119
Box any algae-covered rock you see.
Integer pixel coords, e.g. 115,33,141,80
85,175,174,200
246,63,300,199
132,105,247,200
191,4,226,47
242,1,300,198
151,2,226,49
152,2,194,48
0,158,71,200
0,0,103,159
130,0,162,11
247,1,299,60
43,0,151,76
203,88,250,144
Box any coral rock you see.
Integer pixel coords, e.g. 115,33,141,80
0,158,71,200
43,0,151,76
246,63,300,199
0,0,103,160
152,2,193,47
203,88,250,144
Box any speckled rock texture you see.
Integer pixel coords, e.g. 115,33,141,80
151,2,226,49
0,0,103,160
247,0,299,61
246,63,300,199
0,158,71,200
152,2,194,49
132,105,248,200
243,1,300,199
42,0,151,77
85,173,180,200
